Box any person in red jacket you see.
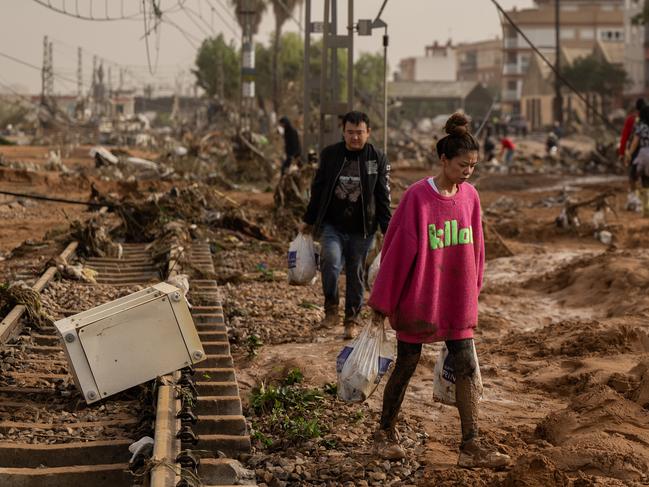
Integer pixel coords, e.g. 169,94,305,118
368,113,511,469
620,98,646,195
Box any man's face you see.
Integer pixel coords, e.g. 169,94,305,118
343,121,370,151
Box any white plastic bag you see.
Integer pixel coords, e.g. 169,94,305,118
287,233,318,285
626,191,642,212
432,342,483,406
367,251,381,289
336,320,395,402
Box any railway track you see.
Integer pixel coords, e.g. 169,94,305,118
0,240,253,486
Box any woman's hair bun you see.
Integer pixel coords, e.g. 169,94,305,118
444,112,470,136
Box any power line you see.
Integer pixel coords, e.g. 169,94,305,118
178,3,213,38
204,0,241,40
275,0,304,32
142,0,162,74
31,0,142,21
490,0,615,131
0,50,78,86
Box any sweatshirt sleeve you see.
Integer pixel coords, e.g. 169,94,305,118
472,194,485,293
368,194,418,316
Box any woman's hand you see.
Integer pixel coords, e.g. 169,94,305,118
371,309,385,326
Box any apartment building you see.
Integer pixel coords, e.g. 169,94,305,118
501,0,624,114
456,37,503,95
398,40,457,82
624,0,646,97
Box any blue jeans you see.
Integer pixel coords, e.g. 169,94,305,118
320,223,374,320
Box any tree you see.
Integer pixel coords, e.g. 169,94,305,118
230,0,267,35
256,32,304,104
561,55,628,99
270,0,303,112
354,53,387,100
193,34,239,99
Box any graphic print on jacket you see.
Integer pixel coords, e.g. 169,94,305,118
429,219,474,250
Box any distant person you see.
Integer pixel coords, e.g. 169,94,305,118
483,135,496,162
499,136,515,165
279,116,301,175
620,98,645,197
626,105,649,216
546,132,559,156
369,112,511,469
301,111,392,339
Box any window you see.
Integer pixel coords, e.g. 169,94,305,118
507,80,517,90
580,29,594,40
560,29,575,40
599,29,624,42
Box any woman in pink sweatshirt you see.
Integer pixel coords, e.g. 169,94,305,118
368,113,510,468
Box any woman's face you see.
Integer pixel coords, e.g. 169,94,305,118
442,150,479,184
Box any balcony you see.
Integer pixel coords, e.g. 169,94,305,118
504,37,518,49
502,89,519,102
503,63,522,75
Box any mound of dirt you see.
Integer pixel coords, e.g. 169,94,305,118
495,319,648,360
501,454,572,487
534,386,649,482
527,251,649,317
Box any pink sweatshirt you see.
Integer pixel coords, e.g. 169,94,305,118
368,179,484,343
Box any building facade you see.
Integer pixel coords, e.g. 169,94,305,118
456,38,503,95
623,0,646,98
501,0,624,114
398,40,457,82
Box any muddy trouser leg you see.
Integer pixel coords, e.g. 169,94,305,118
446,338,479,445
380,341,422,431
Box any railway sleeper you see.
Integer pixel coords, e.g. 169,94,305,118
0,463,132,487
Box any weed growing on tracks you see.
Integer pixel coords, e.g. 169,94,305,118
249,368,328,448
245,334,264,357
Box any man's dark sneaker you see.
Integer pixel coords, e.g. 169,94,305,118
373,428,405,461
458,437,511,469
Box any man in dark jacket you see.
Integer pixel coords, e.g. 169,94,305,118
279,116,301,175
302,111,391,339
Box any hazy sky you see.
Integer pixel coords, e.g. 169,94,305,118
0,0,533,95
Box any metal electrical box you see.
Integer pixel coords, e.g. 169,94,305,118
54,282,205,404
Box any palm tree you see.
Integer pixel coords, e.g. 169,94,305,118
229,0,266,36
271,0,302,113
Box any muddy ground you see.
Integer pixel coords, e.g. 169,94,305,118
1,143,649,486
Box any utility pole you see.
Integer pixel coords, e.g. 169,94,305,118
239,0,256,134
47,40,54,97
554,0,563,125
77,47,83,99
41,36,54,105
91,55,97,116
41,36,48,105
303,0,354,157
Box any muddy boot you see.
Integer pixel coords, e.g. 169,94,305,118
458,437,511,469
343,316,359,339
318,306,340,329
373,428,405,461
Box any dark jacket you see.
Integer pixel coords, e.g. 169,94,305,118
283,123,301,157
303,141,391,237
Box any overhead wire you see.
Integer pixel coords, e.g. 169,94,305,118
204,0,241,39
0,50,78,86
142,0,162,74
275,0,303,32
32,0,142,21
